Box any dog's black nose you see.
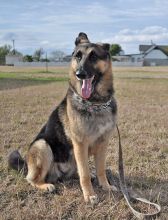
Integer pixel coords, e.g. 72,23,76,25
76,69,88,79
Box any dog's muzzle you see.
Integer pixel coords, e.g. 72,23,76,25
76,69,88,80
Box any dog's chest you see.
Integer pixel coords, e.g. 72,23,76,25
78,111,116,143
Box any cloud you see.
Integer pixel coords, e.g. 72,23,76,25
0,1,168,54
41,3,111,25
102,26,168,53
2,32,18,41
103,26,168,44
40,41,49,45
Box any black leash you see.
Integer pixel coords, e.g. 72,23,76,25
116,124,161,219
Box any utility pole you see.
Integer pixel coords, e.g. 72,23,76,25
45,52,48,73
12,39,15,54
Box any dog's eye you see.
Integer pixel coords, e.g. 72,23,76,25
89,52,98,62
75,51,82,62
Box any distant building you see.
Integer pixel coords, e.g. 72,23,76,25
113,54,143,62
139,44,168,66
113,44,168,66
118,50,125,56
5,54,23,65
62,55,72,62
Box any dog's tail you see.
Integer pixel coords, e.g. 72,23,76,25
8,150,28,175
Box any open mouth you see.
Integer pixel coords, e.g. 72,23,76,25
76,75,94,99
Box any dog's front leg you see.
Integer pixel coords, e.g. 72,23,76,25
94,143,117,192
72,139,98,205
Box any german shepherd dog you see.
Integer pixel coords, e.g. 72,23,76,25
9,33,117,205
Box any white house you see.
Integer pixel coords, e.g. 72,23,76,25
139,44,168,66
113,44,168,66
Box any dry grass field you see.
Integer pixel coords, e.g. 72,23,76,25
0,66,168,220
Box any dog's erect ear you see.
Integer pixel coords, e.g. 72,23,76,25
102,43,110,51
97,43,110,52
75,32,90,46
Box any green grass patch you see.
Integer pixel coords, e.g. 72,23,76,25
0,72,68,82
0,72,68,90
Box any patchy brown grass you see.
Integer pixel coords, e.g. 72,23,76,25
0,66,168,219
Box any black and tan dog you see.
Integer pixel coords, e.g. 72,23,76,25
9,32,117,204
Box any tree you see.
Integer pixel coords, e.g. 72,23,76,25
40,58,50,62
49,50,66,61
0,44,12,64
33,48,44,61
109,44,122,56
8,49,23,56
23,55,33,62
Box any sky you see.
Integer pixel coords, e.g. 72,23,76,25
0,0,168,55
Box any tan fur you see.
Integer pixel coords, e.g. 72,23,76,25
72,139,96,202
95,62,113,97
69,59,81,95
26,139,54,190
94,139,111,189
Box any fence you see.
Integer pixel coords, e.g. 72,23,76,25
13,61,70,67
112,61,143,67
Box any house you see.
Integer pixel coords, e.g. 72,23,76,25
139,44,168,66
113,44,168,66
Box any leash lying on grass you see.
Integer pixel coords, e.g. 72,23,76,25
116,125,161,219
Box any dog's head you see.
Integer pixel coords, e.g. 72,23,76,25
70,32,113,100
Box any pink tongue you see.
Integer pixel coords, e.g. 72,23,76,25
81,78,93,99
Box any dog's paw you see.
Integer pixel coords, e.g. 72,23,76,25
35,183,55,192
45,183,56,192
102,184,118,192
84,194,99,205
89,195,99,205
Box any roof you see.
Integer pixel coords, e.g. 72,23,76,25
139,44,168,56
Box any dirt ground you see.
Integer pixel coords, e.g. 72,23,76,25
0,66,168,219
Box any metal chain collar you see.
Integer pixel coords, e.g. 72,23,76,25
73,92,113,113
